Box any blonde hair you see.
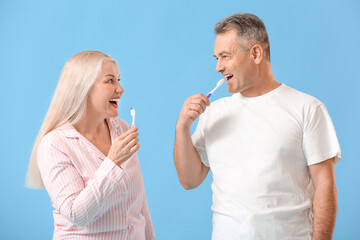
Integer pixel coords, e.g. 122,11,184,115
26,50,115,189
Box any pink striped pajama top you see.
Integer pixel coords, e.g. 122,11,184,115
37,117,155,239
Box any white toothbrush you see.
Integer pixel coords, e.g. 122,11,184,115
206,79,224,98
130,108,136,128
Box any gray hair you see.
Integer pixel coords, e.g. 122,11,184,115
214,13,270,60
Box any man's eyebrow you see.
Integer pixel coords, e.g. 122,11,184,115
213,51,231,58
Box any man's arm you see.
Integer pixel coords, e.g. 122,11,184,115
309,157,337,240
174,94,210,190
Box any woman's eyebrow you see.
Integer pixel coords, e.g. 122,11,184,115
105,74,116,77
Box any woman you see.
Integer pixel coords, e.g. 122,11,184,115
26,51,155,239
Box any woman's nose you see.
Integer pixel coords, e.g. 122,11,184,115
116,82,124,93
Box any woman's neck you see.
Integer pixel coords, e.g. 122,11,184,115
74,114,108,141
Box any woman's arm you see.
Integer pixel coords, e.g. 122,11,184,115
38,138,125,226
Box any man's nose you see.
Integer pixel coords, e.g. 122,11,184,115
216,60,224,73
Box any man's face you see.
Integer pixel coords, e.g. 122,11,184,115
214,29,256,94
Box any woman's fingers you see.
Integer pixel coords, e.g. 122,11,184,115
129,143,140,155
125,137,139,152
118,127,138,140
120,131,139,146
107,126,141,166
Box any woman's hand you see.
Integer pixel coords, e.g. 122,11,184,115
107,127,140,167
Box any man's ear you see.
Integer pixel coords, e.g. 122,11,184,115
250,44,263,64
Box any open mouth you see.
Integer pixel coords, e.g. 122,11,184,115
109,98,119,108
225,74,233,81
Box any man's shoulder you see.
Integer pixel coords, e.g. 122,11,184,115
281,84,323,107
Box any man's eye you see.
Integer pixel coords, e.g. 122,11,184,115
108,79,113,83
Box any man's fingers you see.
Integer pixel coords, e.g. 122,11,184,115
178,93,210,128
197,100,208,112
188,103,205,114
199,93,211,106
189,94,210,107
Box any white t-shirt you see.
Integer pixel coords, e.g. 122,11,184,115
191,83,341,239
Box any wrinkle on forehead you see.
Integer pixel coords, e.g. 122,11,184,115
214,41,243,58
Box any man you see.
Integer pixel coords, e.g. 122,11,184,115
174,13,341,239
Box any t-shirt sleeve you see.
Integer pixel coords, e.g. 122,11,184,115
191,115,210,167
302,103,341,165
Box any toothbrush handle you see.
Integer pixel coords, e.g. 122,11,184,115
206,93,212,98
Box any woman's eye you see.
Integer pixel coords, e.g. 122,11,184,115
108,79,113,83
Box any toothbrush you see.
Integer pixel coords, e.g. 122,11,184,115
206,79,224,98
130,108,136,128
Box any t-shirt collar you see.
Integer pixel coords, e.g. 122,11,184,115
236,83,285,102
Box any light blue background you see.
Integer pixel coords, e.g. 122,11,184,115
1,0,359,239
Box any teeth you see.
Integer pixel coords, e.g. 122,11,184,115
224,74,233,80
109,99,119,102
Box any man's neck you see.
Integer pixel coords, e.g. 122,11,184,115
241,63,280,97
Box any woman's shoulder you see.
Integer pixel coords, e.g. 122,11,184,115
39,125,74,151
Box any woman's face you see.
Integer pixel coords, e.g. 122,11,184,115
87,60,123,119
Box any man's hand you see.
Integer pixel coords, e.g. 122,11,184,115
177,93,210,129
174,93,210,190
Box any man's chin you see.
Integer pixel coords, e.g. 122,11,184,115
227,86,238,94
